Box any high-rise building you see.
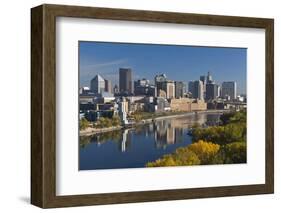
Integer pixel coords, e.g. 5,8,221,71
200,75,207,97
207,71,213,83
164,81,175,99
119,68,133,94
175,81,186,98
222,81,237,100
104,79,112,93
217,85,221,98
118,97,129,125
206,82,219,100
194,80,204,100
113,84,119,94
136,78,150,86
200,75,207,85
188,81,195,97
154,74,175,98
189,80,204,100
134,79,155,96
155,74,167,84
79,87,90,95
155,74,167,97
90,74,105,94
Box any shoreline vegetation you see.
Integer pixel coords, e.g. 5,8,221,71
146,110,247,167
79,109,229,136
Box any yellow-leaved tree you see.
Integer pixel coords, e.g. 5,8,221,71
188,140,220,164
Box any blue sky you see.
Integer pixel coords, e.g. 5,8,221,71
79,41,247,94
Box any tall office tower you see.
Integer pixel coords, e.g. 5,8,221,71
118,97,129,125
104,79,112,93
217,85,221,98
200,75,207,92
155,74,167,97
206,71,213,83
119,68,133,94
90,74,105,94
174,81,185,98
222,81,237,100
188,81,195,97
194,80,204,100
164,80,175,99
200,75,207,84
206,82,219,100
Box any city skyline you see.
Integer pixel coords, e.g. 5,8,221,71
79,42,247,170
79,41,247,95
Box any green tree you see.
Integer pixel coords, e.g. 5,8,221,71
191,111,247,145
224,142,246,164
112,116,121,126
79,118,89,130
220,110,246,125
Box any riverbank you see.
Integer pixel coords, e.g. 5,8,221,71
80,109,230,136
80,125,123,136
140,109,229,124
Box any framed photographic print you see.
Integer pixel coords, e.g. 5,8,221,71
31,4,274,208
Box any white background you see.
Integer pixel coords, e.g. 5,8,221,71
57,18,265,195
0,0,279,212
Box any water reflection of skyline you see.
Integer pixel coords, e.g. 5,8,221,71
81,113,222,152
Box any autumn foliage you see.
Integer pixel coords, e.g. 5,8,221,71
146,110,247,167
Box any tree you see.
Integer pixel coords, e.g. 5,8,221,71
146,110,247,167
112,116,121,126
79,118,89,130
173,148,201,166
190,110,247,145
188,140,220,164
146,149,200,167
224,142,246,164
222,123,246,144
220,110,246,125
146,155,177,167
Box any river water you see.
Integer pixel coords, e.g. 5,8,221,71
79,112,222,170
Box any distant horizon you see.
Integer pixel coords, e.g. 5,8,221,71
79,41,247,95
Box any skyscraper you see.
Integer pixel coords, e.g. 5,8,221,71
188,80,204,100
164,81,175,99
188,81,195,97
154,74,175,98
113,84,119,94
189,80,204,100
104,79,112,93
134,79,155,96
200,75,207,85
206,82,219,100
222,81,237,100
119,68,133,94
155,74,167,97
217,85,221,98
206,71,213,83
90,74,105,94
175,81,185,98
194,80,204,100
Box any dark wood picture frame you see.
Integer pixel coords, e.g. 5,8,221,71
31,4,274,208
